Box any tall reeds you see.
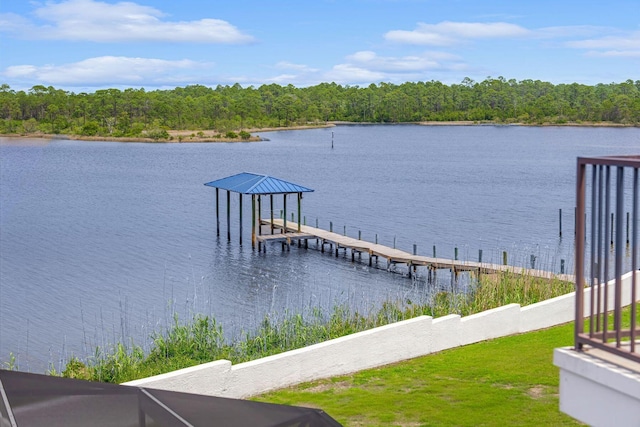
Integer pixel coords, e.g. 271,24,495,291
57,273,573,383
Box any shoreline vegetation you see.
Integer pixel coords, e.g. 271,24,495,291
1,120,637,144
3,273,574,384
1,78,639,142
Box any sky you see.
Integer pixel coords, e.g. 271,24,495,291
1,0,639,92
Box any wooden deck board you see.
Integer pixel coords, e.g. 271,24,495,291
260,219,574,281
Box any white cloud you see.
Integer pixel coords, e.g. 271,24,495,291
324,64,386,84
266,74,299,84
565,31,640,59
3,56,210,86
385,21,529,46
275,62,319,72
584,50,640,58
323,50,466,84
566,33,640,50
346,50,460,72
0,0,254,43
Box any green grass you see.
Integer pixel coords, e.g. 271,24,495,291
47,273,573,383
254,322,583,427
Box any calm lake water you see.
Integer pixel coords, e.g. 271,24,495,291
1,124,638,372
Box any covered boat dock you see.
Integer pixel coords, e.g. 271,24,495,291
204,172,314,249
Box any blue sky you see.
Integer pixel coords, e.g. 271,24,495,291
1,0,639,92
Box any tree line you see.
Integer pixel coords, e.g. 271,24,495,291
1,77,639,138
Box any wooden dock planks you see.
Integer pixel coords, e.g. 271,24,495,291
260,218,574,282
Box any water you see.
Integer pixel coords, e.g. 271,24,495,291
1,124,638,372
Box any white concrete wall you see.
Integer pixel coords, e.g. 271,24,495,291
125,270,638,398
554,347,640,427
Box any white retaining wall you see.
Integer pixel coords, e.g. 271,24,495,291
125,270,638,398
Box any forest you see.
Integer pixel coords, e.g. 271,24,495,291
1,77,639,139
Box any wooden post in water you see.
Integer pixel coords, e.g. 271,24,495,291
559,208,562,237
251,195,256,249
257,195,262,236
227,190,231,242
413,244,417,255
626,211,630,245
270,195,274,235
297,193,302,232
454,247,458,261
611,212,614,245
502,251,508,266
433,245,436,258
239,194,243,246
216,188,220,237
561,259,565,274
283,194,287,233
478,249,483,263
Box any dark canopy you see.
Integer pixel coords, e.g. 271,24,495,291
0,369,341,427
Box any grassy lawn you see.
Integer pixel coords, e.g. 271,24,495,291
255,322,583,426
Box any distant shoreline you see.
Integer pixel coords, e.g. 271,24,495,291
1,121,637,143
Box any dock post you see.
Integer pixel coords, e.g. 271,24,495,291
561,259,565,274
478,249,483,263
239,194,243,246
283,195,287,233
611,212,614,245
343,225,346,236
454,247,458,261
626,211,630,245
375,234,378,244
270,195,274,235
358,230,361,240
413,244,417,255
216,188,220,237
257,195,262,236
297,193,302,232
330,221,333,232
502,251,508,266
559,208,562,237
530,254,536,269
393,236,396,249
251,195,256,249
227,190,231,242
433,245,436,258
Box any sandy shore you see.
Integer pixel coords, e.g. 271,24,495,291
1,121,636,143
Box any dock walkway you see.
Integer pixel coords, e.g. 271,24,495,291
258,219,574,282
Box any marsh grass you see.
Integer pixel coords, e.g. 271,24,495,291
57,273,574,383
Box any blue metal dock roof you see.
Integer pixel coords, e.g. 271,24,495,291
204,172,314,195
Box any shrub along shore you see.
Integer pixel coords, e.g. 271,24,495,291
45,272,574,384
0,120,637,144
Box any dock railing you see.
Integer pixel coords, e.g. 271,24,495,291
575,155,639,363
